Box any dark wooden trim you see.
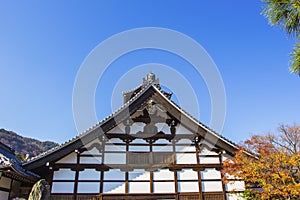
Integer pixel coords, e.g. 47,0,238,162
8,178,13,199
125,141,129,193
149,142,153,193
80,154,102,157
201,179,223,182
49,168,54,194
225,178,244,181
53,163,223,173
73,152,79,199
198,154,220,157
196,144,203,199
219,153,227,200
149,170,153,193
151,93,238,155
225,190,244,194
52,180,97,183
125,171,129,193
25,85,238,172
174,170,178,195
100,139,105,194
0,186,10,193
25,87,155,171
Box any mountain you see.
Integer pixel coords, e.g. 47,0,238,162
0,128,58,158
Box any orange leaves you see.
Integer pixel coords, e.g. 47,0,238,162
222,124,300,199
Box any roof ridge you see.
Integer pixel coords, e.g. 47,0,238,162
122,84,143,94
24,82,155,163
24,82,239,165
151,86,239,149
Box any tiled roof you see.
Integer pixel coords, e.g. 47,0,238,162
122,84,143,95
24,82,155,164
24,81,239,166
0,142,40,180
0,142,20,167
153,86,239,149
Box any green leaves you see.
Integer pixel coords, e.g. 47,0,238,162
262,0,300,75
262,0,300,36
291,42,300,75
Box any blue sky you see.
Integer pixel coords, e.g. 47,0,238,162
0,1,299,144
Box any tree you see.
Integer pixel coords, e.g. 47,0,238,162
223,124,300,199
262,0,300,75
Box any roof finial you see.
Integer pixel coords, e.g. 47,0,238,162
143,72,159,86
147,72,155,82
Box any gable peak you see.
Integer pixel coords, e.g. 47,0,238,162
123,72,173,103
142,72,159,86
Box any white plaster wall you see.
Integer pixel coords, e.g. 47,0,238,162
79,156,101,164
77,182,100,193
178,181,199,192
130,123,144,134
201,181,223,192
0,191,9,200
113,170,152,193
0,177,11,189
177,169,198,180
53,169,75,180
226,181,245,191
129,182,150,193
130,139,147,144
176,145,196,152
153,169,174,180
221,155,246,194
156,123,171,134
152,145,173,152
153,139,170,145
199,156,220,164
153,182,175,193
51,182,74,193
78,169,100,180
176,153,197,164
176,125,194,135
103,182,125,193
129,170,150,180
222,153,233,162
223,173,238,180
176,138,193,144
108,138,124,144
104,153,126,164
81,148,101,155
107,124,125,133
129,145,149,152
226,193,245,200
80,138,102,155
105,144,126,152
199,147,219,156
104,169,125,180
56,152,77,164
201,168,221,180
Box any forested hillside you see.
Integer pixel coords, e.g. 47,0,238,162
0,128,58,158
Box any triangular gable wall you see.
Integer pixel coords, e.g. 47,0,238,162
24,84,238,171
23,82,244,199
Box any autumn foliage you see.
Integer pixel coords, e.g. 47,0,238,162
223,124,300,200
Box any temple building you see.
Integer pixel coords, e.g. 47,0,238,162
23,73,245,200
0,142,39,199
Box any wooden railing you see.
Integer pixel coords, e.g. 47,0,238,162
202,192,225,200
51,195,100,200
51,192,225,200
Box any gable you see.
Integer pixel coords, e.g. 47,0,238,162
24,83,238,172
